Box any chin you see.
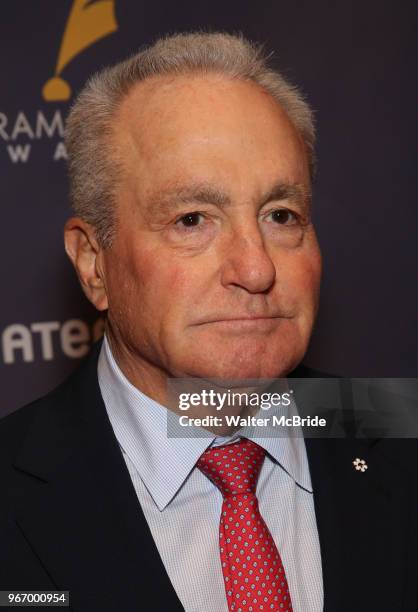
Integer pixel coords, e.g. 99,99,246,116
181,359,298,382
219,358,300,380
178,341,305,381
171,321,310,381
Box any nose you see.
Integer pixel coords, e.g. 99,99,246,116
220,224,276,294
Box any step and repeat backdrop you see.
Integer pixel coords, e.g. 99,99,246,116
1,0,417,416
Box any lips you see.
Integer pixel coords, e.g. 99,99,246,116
194,314,292,327
196,313,291,323
197,317,286,334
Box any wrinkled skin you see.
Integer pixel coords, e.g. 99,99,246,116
65,74,322,405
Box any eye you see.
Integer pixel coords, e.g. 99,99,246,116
175,212,204,228
267,208,298,225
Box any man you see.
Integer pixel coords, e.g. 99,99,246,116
1,32,417,612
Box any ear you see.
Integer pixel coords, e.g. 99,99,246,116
64,217,108,311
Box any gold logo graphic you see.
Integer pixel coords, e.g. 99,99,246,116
42,0,118,102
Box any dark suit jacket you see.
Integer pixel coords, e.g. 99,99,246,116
1,342,418,611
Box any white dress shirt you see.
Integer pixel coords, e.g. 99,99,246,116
98,335,323,612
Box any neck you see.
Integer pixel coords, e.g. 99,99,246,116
105,321,170,407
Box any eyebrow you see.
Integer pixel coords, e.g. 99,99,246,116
260,182,311,214
147,180,311,215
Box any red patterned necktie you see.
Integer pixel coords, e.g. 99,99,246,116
197,438,293,612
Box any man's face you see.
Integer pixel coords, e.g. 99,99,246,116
101,74,321,381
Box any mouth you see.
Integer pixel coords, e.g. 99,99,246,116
194,315,292,332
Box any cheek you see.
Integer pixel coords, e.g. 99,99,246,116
122,246,207,327
144,260,195,302
275,248,321,313
297,254,321,297
297,254,322,317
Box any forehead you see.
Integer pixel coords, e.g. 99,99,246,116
112,73,309,197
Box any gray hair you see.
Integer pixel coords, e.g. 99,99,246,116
65,31,315,247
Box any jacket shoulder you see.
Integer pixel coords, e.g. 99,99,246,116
0,379,71,465
0,339,103,463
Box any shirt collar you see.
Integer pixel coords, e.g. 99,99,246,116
98,335,312,511
98,335,214,510
251,434,313,493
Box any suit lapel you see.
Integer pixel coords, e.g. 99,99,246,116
12,343,184,612
11,350,417,611
305,436,411,611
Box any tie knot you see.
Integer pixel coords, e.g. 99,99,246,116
197,438,265,498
